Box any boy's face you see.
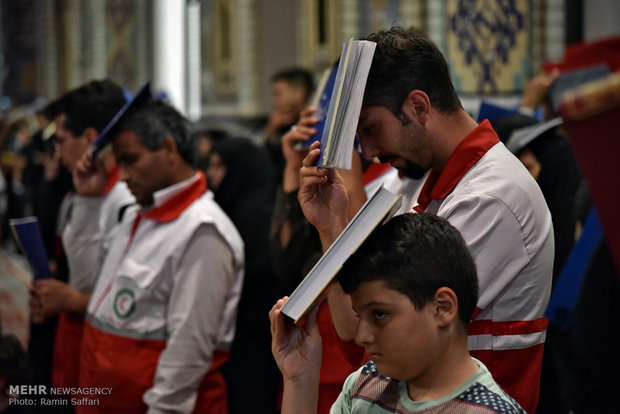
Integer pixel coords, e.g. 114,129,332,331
357,105,432,179
351,280,442,381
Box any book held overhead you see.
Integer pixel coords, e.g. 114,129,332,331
281,185,401,324
315,38,376,169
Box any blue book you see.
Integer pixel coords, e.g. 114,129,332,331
476,101,518,123
296,66,338,150
9,216,51,279
90,81,152,158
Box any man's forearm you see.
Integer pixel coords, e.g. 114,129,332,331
326,283,358,340
68,291,91,313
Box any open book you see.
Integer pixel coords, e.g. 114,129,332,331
9,216,51,279
315,38,376,169
505,117,563,154
281,185,401,324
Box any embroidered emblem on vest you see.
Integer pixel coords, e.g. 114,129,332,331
114,288,136,319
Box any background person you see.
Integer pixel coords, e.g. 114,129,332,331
74,98,244,413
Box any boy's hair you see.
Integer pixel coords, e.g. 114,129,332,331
363,27,462,120
55,79,126,136
116,100,194,165
271,67,315,97
337,212,478,328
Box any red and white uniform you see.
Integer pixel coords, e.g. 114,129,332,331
362,161,398,196
53,166,134,391
78,172,244,414
414,120,554,413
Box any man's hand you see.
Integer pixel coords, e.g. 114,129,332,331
73,151,108,197
521,68,561,112
298,141,349,249
281,107,319,192
31,279,89,319
266,108,298,140
29,284,45,324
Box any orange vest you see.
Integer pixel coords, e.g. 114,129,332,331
52,312,84,389
78,322,229,413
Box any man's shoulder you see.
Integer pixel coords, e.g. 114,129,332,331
447,142,549,219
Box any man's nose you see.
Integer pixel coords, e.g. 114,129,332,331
359,136,379,160
118,166,130,182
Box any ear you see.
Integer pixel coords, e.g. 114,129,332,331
83,127,99,145
403,90,431,124
433,287,459,329
161,136,178,154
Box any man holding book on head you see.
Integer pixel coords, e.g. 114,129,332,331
296,27,553,413
28,79,135,397
71,93,244,413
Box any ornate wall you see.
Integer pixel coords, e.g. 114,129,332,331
2,0,571,120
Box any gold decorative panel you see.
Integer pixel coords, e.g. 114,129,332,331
106,0,138,89
444,0,532,94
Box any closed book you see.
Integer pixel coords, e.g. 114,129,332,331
9,216,51,279
281,185,401,324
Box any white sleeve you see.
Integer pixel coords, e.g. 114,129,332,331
62,195,105,292
441,194,533,311
143,224,237,414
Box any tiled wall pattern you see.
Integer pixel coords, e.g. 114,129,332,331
4,0,569,116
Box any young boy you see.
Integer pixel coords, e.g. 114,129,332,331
270,213,526,413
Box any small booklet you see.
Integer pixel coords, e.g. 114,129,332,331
281,185,402,324
316,38,376,170
9,216,51,279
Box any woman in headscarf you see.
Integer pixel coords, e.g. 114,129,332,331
207,136,280,414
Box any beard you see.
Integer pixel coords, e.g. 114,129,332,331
400,162,428,179
396,113,430,179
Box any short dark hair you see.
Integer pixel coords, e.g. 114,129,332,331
55,79,126,136
116,100,194,165
271,67,315,97
337,212,478,328
363,27,462,118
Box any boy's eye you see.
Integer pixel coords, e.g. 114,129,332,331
373,310,388,320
